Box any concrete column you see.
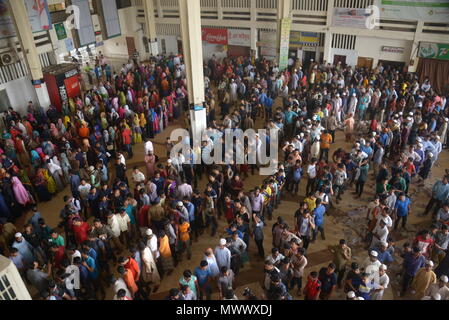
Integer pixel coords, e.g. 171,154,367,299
179,0,207,146
156,0,163,19
277,0,292,70
8,0,51,109
217,0,223,20
408,20,424,73
323,31,333,64
143,0,159,56
323,0,334,65
250,0,258,59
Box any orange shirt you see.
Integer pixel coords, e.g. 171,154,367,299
178,222,190,242
123,272,138,295
159,235,172,258
124,257,140,281
320,133,332,149
78,127,89,138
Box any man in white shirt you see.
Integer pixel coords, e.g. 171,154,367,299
116,210,130,248
132,167,146,185
370,264,389,300
145,228,160,260
306,159,317,195
363,251,381,284
144,140,154,155
424,275,449,300
112,276,131,300
370,219,389,249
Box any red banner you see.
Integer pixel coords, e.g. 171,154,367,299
202,28,228,45
64,76,81,99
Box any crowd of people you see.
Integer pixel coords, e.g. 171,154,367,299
1,48,449,301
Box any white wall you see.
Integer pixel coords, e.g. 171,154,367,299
157,36,179,55
355,36,413,67
329,48,358,67
0,76,38,115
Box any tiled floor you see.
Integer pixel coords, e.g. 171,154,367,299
15,102,448,300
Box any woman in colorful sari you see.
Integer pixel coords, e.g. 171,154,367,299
132,114,142,144
42,168,57,195
46,158,64,191
14,136,29,168
30,149,41,169
11,176,31,206
33,169,52,202
3,132,17,162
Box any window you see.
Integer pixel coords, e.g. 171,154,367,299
116,0,132,9
0,275,17,300
161,39,167,54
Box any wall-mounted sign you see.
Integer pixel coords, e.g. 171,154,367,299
419,42,449,61
332,7,375,29
380,0,449,23
201,28,228,45
290,31,319,48
381,46,404,54
279,18,292,71
227,29,251,47
54,22,67,40
24,0,52,32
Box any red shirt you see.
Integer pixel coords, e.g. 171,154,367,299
414,236,434,258
72,222,90,244
304,278,321,300
53,246,66,268
122,128,132,145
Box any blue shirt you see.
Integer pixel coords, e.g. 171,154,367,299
432,181,449,201
284,110,298,124
85,256,99,279
374,249,394,264
395,198,411,217
313,205,326,227
194,267,211,287
403,252,426,276
28,212,42,230
185,202,195,222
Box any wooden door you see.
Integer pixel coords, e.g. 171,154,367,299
333,54,346,66
126,37,136,58
357,57,373,69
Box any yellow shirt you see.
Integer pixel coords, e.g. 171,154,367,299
304,197,316,212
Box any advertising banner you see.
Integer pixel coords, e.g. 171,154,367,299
259,31,277,48
227,29,251,47
55,22,67,40
290,31,319,48
0,0,15,39
72,0,96,47
202,28,228,45
100,0,121,38
332,7,374,29
380,0,449,23
23,0,52,32
419,42,449,61
64,76,81,98
279,18,292,71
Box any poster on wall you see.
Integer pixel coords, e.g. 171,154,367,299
227,29,251,47
290,31,319,48
279,18,292,71
380,0,449,23
23,0,52,32
71,0,95,47
0,0,15,39
419,42,449,61
55,22,67,40
259,31,277,48
100,0,121,39
332,7,375,29
202,28,228,45
65,37,74,52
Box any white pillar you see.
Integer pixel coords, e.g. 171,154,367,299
144,0,159,56
179,0,207,145
8,0,51,109
408,20,424,73
250,0,258,59
323,0,334,65
323,32,333,65
217,0,223,20
277,0,292,70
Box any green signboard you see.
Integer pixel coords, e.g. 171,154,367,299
55,22,67,40
419,42,449,61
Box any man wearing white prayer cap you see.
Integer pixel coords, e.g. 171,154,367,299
424,275,449,300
